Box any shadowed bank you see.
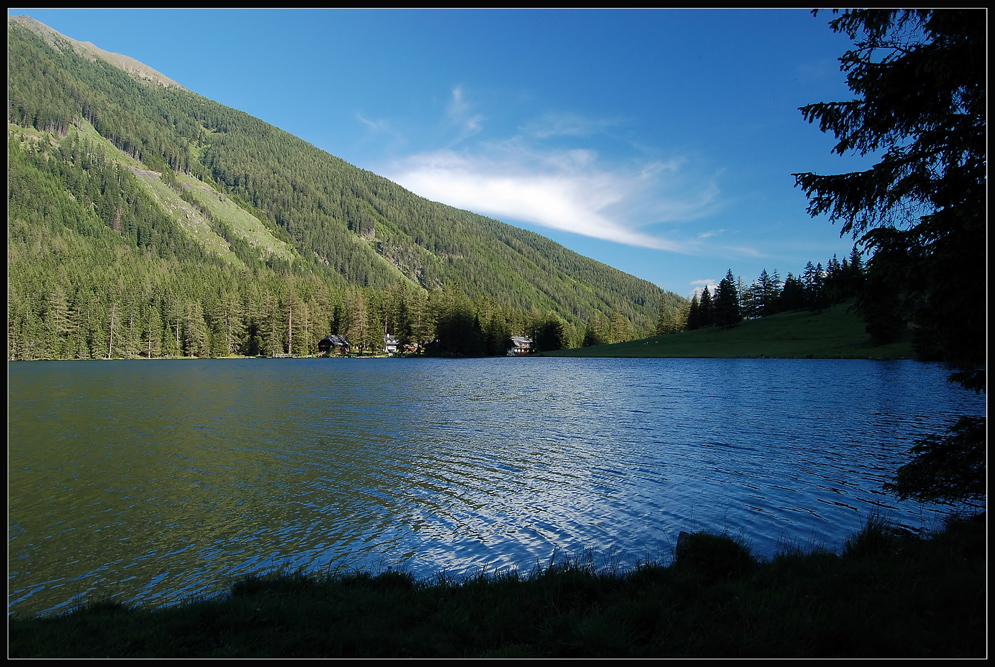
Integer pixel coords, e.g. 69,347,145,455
9,514,985,658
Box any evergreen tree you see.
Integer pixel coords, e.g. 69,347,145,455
106,301,121,359
119,296,142,359
389,286,414,348
848,246,864,277
767,270,782,316
698,287,713,328
161,291,184,357
214,289,245,357
258,291,286,357
344,287,369,354
778,273,806,312
755,269,775,318
183,299,210,357
432,287,484,356
795,9,985,376
483,307,513,356
67,292,91,360
531,312,566,352
741,282,758,321
142,301,162,359
684,294,701,331
797,9,986,505
408,288,434,349
655,299,677,335
736,275,748,319
329,301,345,337
713,269,741,328
608,310,635,344
583,311,610,346
801,262,830,311
44,284,72,359
856,237,908,345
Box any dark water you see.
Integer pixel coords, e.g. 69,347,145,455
8,357,985,617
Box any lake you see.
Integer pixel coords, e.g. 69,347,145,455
8,357,985,617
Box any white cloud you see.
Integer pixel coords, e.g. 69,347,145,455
689,279,718,297
384,142,722,253
375,89,727,254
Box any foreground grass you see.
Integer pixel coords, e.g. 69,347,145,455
544,302,915,359
10,514,985,658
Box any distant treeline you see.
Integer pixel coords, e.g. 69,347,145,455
659,251,868,336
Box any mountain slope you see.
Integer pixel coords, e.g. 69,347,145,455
8,16,686,358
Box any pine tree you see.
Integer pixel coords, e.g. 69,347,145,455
767,269,782,316
778,273,806,312
106,301,121,359
183,299,210,357
797,10,985,505
344,287,369,354
142,301,163,359
755,269,774,318
655,299,677,335
713,269,741,328
795,9,984,374
214,289,245,356
608,310,634,344
583,311,610,346
483,307,512,356
698,287,713,328
531,312,566,352
44,284,72,359
684,294,701,331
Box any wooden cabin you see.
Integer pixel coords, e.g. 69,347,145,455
318,334,351,356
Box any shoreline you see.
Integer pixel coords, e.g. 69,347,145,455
9,513,985,657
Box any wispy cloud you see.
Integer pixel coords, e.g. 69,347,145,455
520,112,622,139
378,90,727,253
445,86,485,144
355,112,409,153
356,113,390,132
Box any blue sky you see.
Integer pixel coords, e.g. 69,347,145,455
11,8,870,297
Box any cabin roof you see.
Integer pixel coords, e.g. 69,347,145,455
319,334,351,347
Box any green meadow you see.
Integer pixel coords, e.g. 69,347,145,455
543,303,915,360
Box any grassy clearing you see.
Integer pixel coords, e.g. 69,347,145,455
175,173,297,263
544,303,915,359
138,175,244,265
18,118,297,267
9,514,985,658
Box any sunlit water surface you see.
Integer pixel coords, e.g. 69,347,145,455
8,357,985,616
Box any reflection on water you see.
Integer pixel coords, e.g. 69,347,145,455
8,357,985,616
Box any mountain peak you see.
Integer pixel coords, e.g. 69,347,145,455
8,15,186,91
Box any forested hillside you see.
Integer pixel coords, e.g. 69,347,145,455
8,16,685,359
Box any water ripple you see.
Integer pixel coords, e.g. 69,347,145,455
8,357,985,616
